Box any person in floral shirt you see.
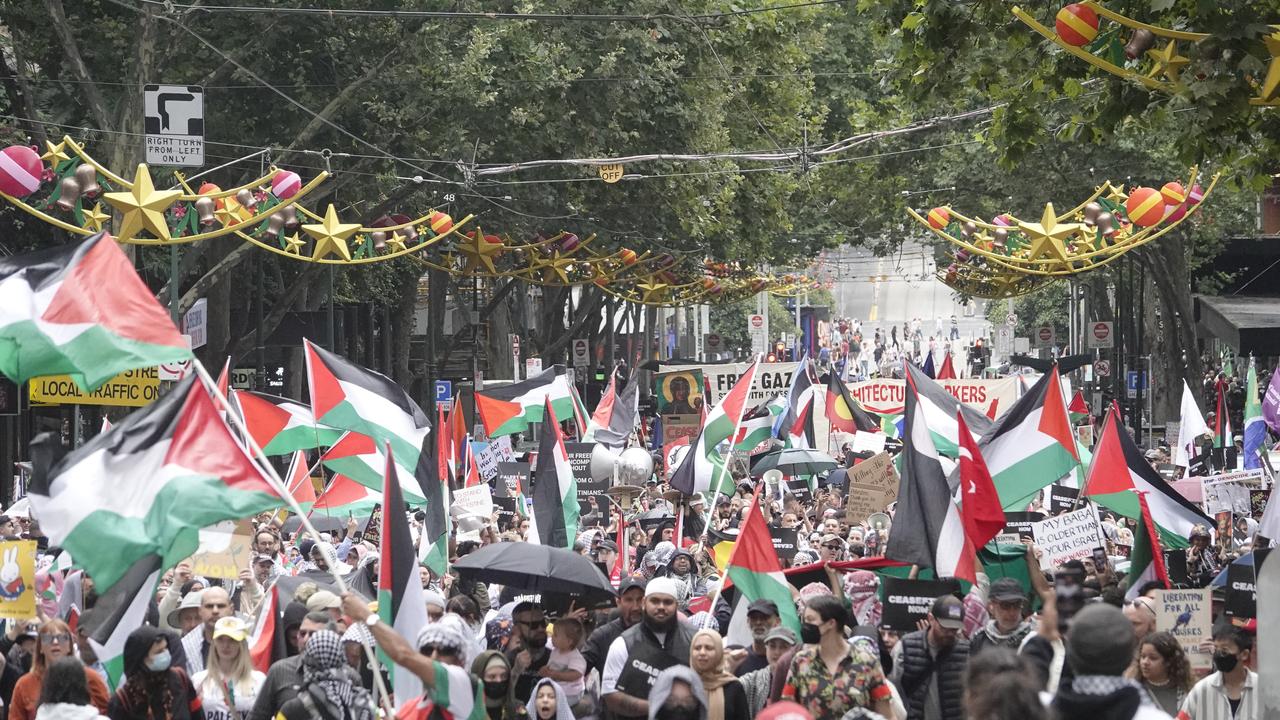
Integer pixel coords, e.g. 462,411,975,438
781,595,894,718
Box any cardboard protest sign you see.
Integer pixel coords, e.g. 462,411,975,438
1156,588,1212,671
1048,485,1081,515
1004,511,1046,539
845,453,900,525
471,441,500,481
845,485,893,526
1032,507,1103,569
190,520,254,580
769,527,799,561
452,484,494,520
881,576,963,631
0,540,36,620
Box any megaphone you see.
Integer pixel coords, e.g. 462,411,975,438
590,444,622,482
618,447,655,485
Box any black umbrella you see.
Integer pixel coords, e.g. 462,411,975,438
631,507,675,531
452,541,617,607
751,448,838,476
282,513,374,536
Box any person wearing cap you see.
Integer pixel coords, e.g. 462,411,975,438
192,617,265,720
739,626,796,716
818,534,845,563
889,594,970,720
181,586,232,677
734,599,781,677
596,538,619,575
601,577,695,720
583,576,646,678
305,590,343,626
1049,604,1172,720
969,577,1033,655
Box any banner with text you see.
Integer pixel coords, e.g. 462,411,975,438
1032,506,1103,568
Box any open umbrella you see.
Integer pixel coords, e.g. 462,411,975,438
751,448,838,477
452,541,617,608
631,507,675,531
1211,551,1254,588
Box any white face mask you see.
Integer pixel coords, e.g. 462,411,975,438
146,649,171,672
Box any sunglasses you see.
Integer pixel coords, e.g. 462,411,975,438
41,633,71,645
420,644,459,656
824,544,844,551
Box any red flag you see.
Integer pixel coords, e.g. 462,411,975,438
463,437,481,488
957,411,1004,550
937,353,956,380
449,404,468,478
592,373,618,429
985,398,1000,420
436,405,450,486
215,356,231,397
248,584,286,672
609,513,628,588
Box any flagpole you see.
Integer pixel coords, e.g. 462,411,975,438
190,359,398,718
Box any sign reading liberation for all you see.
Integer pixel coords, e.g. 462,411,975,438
29,367,161,407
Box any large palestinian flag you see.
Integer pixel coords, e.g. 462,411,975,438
0,232,191,389
304,339,430,471
474,365,575,437
978,366,1080,510
724,490,802,635
232,390,343,455
29,373,284,589
904,363,994,458
84,554,161,689
1083,403,1212,548
591,370,640,449
529,396,579,548
735,394,787,453
670,359,760,497
776,356,817,447
320,432,426,504
377,445,431,701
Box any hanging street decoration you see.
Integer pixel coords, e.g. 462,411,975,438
909,167,1220,298
1013,3,1280,105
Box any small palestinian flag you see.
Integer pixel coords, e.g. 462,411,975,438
30,374,284,590
284,451,317,512
1125,492,1169,601
321,433,426,504
1213,377,1233,449
474,365,575,437
84,554,162,689
671,359,760,497
0,232,190,389
311,473,382,516
735,394,787,453
724,491,801,635
304,339,430,472
377,443,431,701
232,390,343,455
248,583,287,672
529,396,579,548
414,433,451,577
1068,390,1089,424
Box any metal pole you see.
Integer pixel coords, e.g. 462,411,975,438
169,246,180,323
327,266,335,349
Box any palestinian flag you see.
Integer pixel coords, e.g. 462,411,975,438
84,554,161,689
0,233,191,389
1125,492,1169,601
957,411,1005,551
474,365,574,437
568,382,591,437
1244,362,1265,470
670,359,760,497
937,353,956,380
885,372,975,583
977,366,1080,510
377,444,431,702
1068,390,1089,424
414,434,451,577
776,356,817,447
29,374,284,590
320,433,426,504
735,394,786,453
397,663,485,720
592,370,640,450
826,372,879,434
786,396,815,449
248,583,287,672
922,351,936,379
304,339,430,471
723,491,801,635
233,390,343,455
311,473,382,516
461,439,481,488
1213,377,1233,449
904,363,993,458
284,451,317,512
1083,403,1212,548
529,396,579,548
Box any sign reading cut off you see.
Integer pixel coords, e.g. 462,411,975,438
29,367,161,407
598,164,624,183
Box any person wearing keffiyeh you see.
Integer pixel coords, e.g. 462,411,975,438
275,631,376,720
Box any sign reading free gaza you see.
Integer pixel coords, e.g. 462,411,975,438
30,367,160,407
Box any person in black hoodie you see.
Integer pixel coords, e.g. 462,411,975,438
1050,604,1171,720
107,626,204,720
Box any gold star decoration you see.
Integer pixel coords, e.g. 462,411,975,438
456,229,503,274
1016,203,1083,266
636,279,668,303
214,203,241,227
1146,40,1190,84
82,203,110,231
386,231,408,253
1260,28,1280,102
535,250,575,284
283,232,305,255
1105,183,1128,205
41,141,70,166
303,204,361,261
103,164,182,242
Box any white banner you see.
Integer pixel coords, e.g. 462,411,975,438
1032,506,1103,568
843,377,1022,416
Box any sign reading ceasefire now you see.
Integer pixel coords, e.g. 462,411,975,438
29,367,161,407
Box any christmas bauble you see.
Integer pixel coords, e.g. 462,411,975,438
1160,182,1186,205
428,211,453,235
927,207,950,230
1055,3,1099,47
272,170,302,199
1125,187,1165,227
0,145,43,197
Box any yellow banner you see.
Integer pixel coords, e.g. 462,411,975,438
29,367,160,407
0,541,37,620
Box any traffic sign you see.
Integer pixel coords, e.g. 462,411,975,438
1034,326,1055,348
434,380,453,409
749,314,764,330
158,334,194,381
1006,312,1018,327
994,325,1013,356
571,338,590,367
144,84,204,166
1095,359,1111,377
1126,370,1147,399
1087,321,1114,349
706,333,722,351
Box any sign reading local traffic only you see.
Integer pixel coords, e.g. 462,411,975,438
1034,326,1055,348
571,338,589,367
1087,321,1114,349
144,84,204,167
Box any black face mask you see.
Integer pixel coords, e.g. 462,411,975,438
656,703,700,720
800,622,822,644
483,680,509,700
1213,651,1240,673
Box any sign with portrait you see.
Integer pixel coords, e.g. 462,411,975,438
654,369,706,415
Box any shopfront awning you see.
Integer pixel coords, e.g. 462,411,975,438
1194,294,1280,355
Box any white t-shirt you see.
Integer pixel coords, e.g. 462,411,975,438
192,669,266,720
547,647,586,702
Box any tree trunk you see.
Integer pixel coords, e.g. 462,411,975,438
1136,238,1203,423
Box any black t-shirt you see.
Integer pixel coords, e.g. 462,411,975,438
505,645,550,707
733,647,769,677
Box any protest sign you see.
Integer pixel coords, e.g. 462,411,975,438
786,479,813,506
1164,550,1189,587
995,532,1022,547
881,577,963,631
496,462,530,497
1203,469,1264,516
492,496,519,530
452,484,494,519
563,442,607,515
190,520,254,580
663,414,702,445
0,540,36,620
471,441,500,481
1004,511,1046,539
851,431,886,455
1048,485,1081,515
1032,507,1103,568
849,453,899,493
655,369,706,414
1215,510,1233,551
1224,563,1256,618
1156,588,1212,670
769,527,799,561
492,435,516,462
362,505,382,548
845,485,894,526
1112,543,1132,560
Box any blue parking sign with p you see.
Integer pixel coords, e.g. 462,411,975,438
434,380,453,408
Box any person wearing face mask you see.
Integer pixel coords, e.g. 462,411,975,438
601,578,695,720
781,595,893,719
889,594,970,720
647,666,707,720
108,626,204,720
1177,621,1257,720
471,651,521,720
